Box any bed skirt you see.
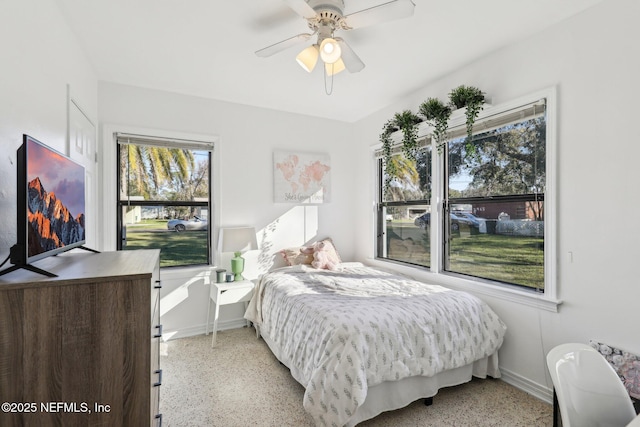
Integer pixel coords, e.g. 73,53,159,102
260,329,501,426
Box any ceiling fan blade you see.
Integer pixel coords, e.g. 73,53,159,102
344,0,415,30
335,38,365,73
283,0,317,19
255,33,312,57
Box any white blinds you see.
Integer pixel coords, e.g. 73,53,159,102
116,132,214,151
446,99,546,140
379,136,432,157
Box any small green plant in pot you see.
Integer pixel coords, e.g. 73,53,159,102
418,97,451,153
379,110,421,192
393,110,422,163
449,85,485,154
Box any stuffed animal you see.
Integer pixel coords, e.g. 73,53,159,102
311,240,339,270
299,245,315,259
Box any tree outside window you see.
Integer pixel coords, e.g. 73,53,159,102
445,115,545,290
378,146,432,268
118,141,211,267
377,100,547,292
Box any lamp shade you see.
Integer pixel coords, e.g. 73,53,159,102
325,58,345,76
218,227,258,254
319,37,341,64
296,45,319,72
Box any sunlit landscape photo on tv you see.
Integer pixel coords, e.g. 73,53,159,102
25,136,86,261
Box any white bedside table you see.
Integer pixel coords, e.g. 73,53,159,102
206,280,255,347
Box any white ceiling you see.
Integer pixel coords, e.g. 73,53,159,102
55,0,604,123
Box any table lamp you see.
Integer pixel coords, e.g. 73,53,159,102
218,227,258,281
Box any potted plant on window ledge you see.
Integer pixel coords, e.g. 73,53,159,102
418,97,452,153
394,109,422,162
449,85,486,154
379,110,421,190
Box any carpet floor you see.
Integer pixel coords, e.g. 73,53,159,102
159,327,553,426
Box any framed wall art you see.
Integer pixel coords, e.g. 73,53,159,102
273,150,331,204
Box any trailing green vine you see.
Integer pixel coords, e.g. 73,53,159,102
379,85,486,192
379,119,397,191
394,110,421,163
418,97,451,153
379,111,421,191
449,85,485,154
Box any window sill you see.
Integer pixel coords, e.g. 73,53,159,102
160,264,217,281
366,258,562,313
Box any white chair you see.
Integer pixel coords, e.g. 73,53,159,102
546,343,637,427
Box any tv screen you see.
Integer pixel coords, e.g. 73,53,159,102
22,135,86,263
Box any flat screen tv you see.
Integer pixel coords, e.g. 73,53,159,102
0,135,91,278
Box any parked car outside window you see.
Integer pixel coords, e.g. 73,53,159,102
413,212,478,231
167,216,208,232
453,212,482,228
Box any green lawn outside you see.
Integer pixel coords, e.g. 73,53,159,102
449,233,543,289
386,221,543,290
125,219,169,231
125,219,543,287
123,220,208,267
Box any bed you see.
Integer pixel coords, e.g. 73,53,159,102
245,260,506,426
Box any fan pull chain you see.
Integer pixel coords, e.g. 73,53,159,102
324,64,334,95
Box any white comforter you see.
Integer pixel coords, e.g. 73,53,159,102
245,263,506,427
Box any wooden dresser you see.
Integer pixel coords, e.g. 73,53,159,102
0,249,162,427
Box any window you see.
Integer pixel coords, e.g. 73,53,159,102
377,142,432,268
376,92,553,296
444,103,545,290
117,133,212,268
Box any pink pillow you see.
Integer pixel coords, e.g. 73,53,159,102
279,246,314,266
278,238,341,268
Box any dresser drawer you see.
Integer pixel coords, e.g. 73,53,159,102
150,255,161,425
150,334,161,424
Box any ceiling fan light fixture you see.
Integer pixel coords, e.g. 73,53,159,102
325,57,345,76
319,37,341,64
296,45,319,72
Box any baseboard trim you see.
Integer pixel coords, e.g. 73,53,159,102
499,366,553,404
162,317,249,341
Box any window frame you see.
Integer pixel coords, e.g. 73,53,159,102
113,132,217,269
372,87,559,311
375,141,434,268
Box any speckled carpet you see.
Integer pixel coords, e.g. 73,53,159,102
159,327,552,426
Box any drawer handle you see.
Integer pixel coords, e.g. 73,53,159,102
154,280,162,289
154,369,162,387
154,324,163,339
155,413,162,427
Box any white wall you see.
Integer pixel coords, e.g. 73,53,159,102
98,82,356,338
353,0,640,401
0,0,97,258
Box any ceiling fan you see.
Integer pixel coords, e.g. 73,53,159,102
255,0,416,76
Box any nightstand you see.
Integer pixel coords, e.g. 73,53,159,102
206,280,255,347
